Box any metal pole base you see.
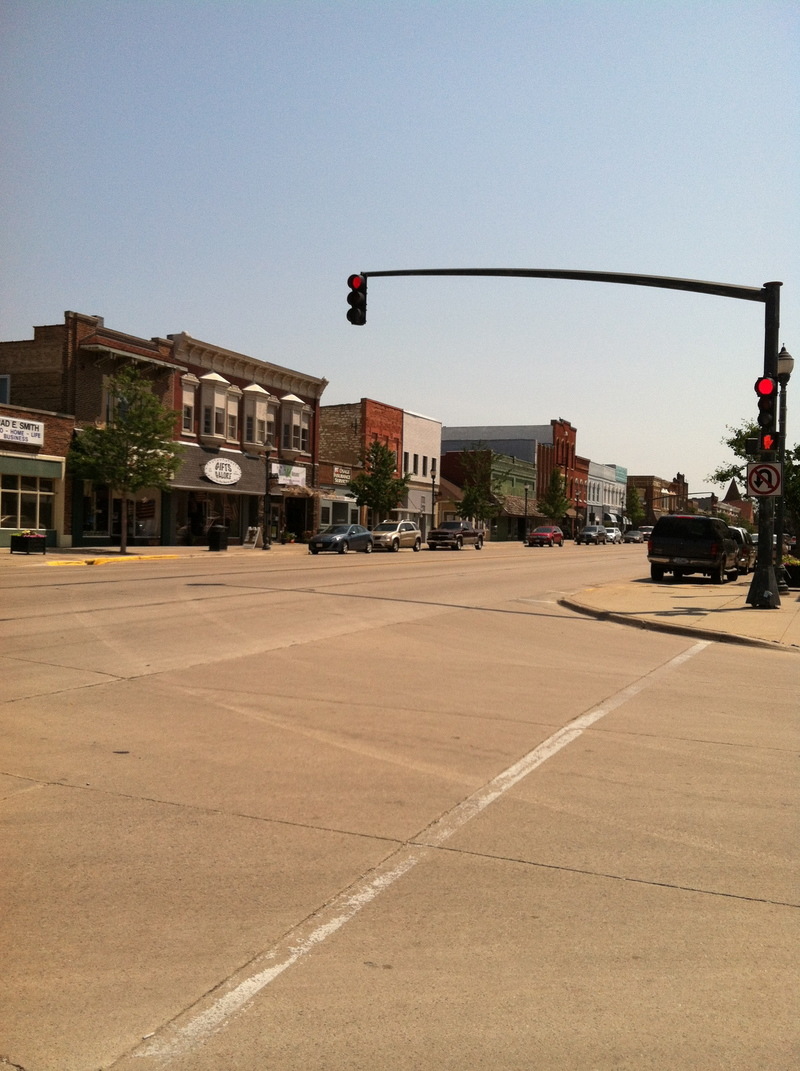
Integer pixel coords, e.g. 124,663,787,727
746,563,781,608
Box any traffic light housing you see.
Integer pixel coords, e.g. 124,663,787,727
755,376,777,438
346,274,367,325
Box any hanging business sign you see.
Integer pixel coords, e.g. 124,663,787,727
274,464,307,487
204,457,242,485
0,416,45,446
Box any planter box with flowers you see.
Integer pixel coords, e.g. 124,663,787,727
10,531,47,554
782,558,800,588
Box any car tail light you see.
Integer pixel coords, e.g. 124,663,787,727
710,542,719,557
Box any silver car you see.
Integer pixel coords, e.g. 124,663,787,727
371,520,422,552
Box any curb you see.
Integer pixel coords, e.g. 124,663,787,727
557,596,799,654
47,554,183,567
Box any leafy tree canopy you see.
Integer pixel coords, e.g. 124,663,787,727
708,419,799,536
536,467,571,523
456,446,506,524
625,484,645,529
68,365,183,552
348,440,410,521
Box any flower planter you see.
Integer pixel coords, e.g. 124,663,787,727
782,563,800,588
10,535,46,555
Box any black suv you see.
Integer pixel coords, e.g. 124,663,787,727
647,515,739,583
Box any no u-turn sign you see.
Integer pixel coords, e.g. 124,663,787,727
746,462,782,496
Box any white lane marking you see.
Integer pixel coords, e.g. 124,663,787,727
133,640,709,1064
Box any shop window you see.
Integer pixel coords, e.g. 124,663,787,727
81,482,110,536
1,474,54,530
226,386,241,443
242,385,275,448
181,374,198,436
199,373,231,445
280,395,311,455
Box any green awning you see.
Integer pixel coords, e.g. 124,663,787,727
0,455,63,478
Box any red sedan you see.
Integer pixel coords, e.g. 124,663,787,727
527,525,564,547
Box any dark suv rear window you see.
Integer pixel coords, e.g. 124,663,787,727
652,516,723,540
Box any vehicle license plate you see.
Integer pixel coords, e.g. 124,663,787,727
675,557,688,565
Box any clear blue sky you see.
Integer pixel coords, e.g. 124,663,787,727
2,0,797,494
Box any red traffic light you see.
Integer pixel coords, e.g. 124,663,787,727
754,376,776,397
346,274,367,325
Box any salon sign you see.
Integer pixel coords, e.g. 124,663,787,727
204,457,242,485
0,417,45,446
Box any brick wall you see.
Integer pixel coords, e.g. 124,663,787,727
0,324,65,412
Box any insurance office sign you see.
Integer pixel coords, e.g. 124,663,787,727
0,416,45,446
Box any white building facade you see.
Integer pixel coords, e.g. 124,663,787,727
400,410,441,537
587,462,628,528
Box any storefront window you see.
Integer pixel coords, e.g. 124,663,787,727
82,483,110,536
0,474,56,530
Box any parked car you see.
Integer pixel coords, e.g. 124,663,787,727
527,525,564,547
647,514,738,583
427,520,485,550
371,520,422,552
727,526,757,575
623,529,644,543
576,525,608,545
308,524,373,554
605,526,623,544
639,526,654,540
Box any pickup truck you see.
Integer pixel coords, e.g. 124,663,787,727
647,514,739,583
427,520,485,551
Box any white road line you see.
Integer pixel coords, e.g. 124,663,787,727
131,640,709,1066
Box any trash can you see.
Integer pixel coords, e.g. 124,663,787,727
207,525,228,551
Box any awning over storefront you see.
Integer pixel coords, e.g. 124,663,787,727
499,494,542,518
0,455,64,478
170,445,267,495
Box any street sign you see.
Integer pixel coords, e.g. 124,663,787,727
746,462,782,497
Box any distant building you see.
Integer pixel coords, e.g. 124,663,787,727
627,472,689,524
318,398,442,535
441,420,588,534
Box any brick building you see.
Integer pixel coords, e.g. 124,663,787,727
0,312,327,546
627,472,689,525
0,403,75,548
441,420,589,535
318,399,405,528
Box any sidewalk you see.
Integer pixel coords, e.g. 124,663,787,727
3,543,799,652
560,577,800,652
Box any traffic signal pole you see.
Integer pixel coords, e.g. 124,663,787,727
747,280,782,608
347,269,783,607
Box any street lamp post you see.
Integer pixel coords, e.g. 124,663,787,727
430,459,437,537
262,450,272,550
523,484,529,542
775,345,794,592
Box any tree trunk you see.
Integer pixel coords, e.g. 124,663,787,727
120,496,129,554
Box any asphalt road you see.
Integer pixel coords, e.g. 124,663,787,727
1,543,797,1070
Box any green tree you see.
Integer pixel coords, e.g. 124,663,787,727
536,467,571,524
625,483,645,529
68,365,183,553
456,447,506,526
348,441,410,522
708,419,800,539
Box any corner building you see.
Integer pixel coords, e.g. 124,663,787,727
0,312,327,546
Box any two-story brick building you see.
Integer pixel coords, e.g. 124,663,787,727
0,312,328,546
0,403,75,548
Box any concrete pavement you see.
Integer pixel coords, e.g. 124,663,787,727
4,541,799,652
